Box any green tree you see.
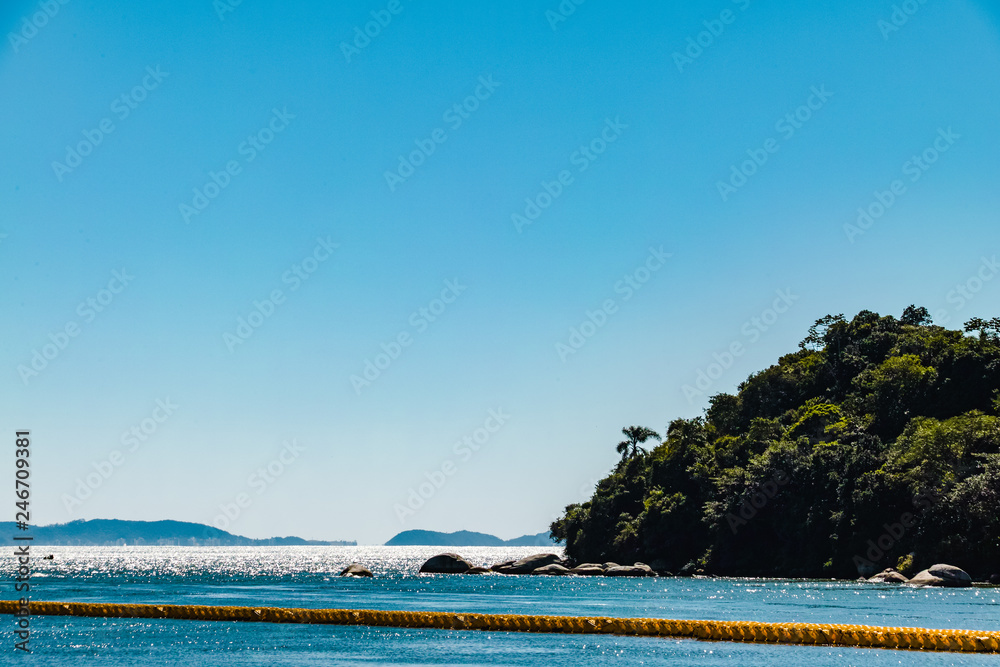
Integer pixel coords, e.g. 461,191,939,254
901,305,932,326
616,426,660,462
964,317,1000,341
799,314,846,350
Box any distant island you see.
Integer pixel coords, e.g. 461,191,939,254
385,530,561,547
0,519,356,547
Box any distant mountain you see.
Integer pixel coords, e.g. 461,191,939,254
0,519,355,547
503,532,564,547
385,529,561,547
385,530,503,546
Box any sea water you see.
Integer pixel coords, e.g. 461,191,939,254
3,546,998,665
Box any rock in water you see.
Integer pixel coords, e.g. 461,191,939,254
463,567,490,575
908,564,972,587
496,553,562,574
632,562,656,575
569,563,605,576
419,553,474,574
339,563,373,577
605,565,655,577
868,568,908,583
532,563,571,575
990,573,1000,585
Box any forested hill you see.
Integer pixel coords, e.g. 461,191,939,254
551,308,1000,579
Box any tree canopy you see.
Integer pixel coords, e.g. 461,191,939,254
551,308,1000,579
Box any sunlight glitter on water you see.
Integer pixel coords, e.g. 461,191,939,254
5,546,999,666
2,545,554,579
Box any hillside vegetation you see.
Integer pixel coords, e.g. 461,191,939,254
551,308,1000,578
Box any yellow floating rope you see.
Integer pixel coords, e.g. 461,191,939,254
2,600,998,653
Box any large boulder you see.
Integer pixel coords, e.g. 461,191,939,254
419,553,474,574
490,560,516,572
605,565,655,577
569,563,604,576
632,562,656,575
339,563,373,578
532,563,571,576
868,568,908,583
908,564,972,588
463,566,491,575
497,553,562,575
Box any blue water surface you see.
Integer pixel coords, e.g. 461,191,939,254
3,546,998,666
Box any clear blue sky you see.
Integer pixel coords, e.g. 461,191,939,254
2,0,999,544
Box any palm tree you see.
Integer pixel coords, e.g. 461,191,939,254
616,426,661,463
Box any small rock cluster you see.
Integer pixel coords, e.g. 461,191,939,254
864,563,974,587
417,553,659,577
336,555,994,586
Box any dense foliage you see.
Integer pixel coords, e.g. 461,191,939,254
551,308,1000,578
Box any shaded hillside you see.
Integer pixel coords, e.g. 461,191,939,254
551,308,1000,579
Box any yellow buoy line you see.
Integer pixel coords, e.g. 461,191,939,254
2,600,998,653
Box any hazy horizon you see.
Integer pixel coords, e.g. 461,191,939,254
4,517,555,545
3,0,999,544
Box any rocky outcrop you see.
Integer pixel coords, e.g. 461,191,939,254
470,556,667,577
339,563,373,577
419,553,474,574
532,563,571,575
868,568,908,583
605,564,655,577
908,564,972,588
496,553,562,574
421,554,689,577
